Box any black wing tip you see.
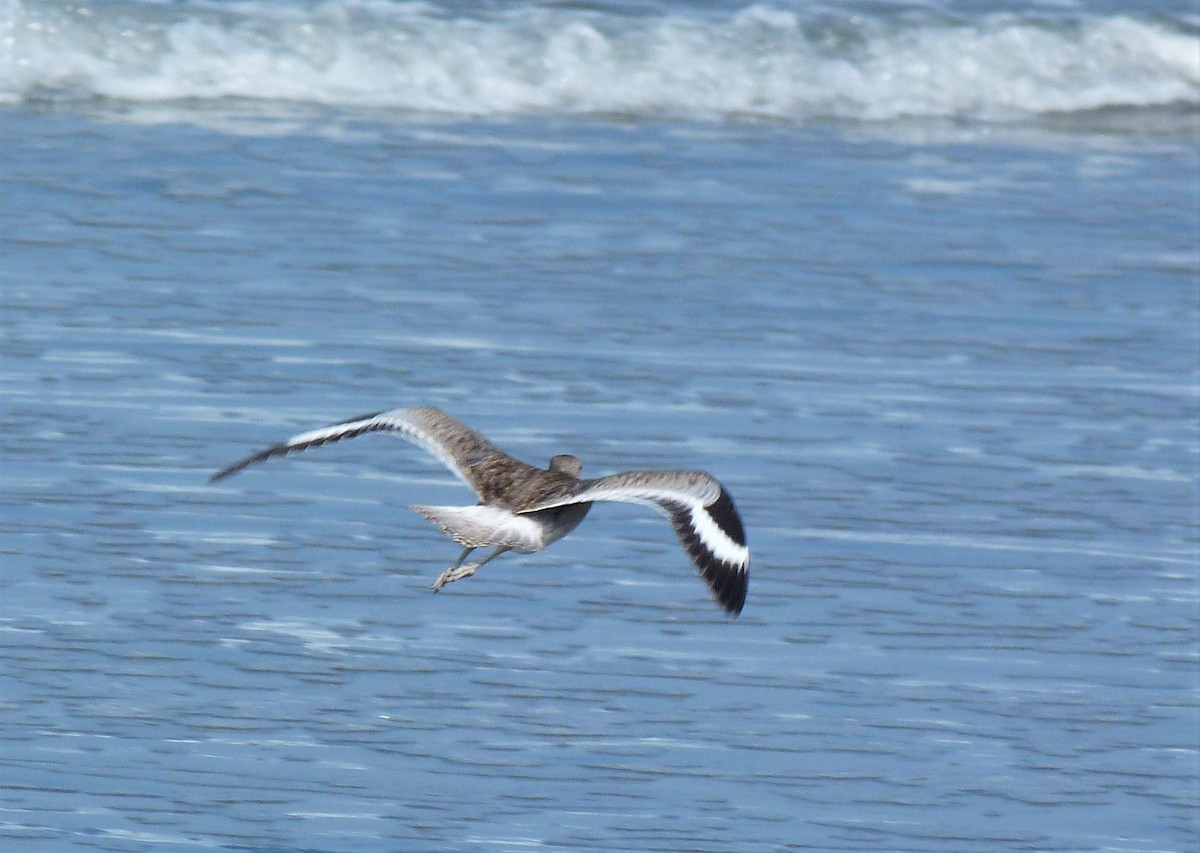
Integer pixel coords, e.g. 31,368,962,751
722,571,748,615
703,555,748,616
209,446,278,483
208,467,235,484
670,510,748,615
702,485,748,614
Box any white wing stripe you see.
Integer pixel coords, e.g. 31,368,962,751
285,418,376,447
565,482,722,509
687,504,750,569
216,408,482,491
527,479,749,568
366,412,477,488
560,483,748,568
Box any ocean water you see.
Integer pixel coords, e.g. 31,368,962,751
1,1,1198,851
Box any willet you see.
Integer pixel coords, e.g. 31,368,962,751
211,406,749,614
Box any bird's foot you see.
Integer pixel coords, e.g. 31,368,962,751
431,563,479,592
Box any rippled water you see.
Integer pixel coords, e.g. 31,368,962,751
2,34,1198,853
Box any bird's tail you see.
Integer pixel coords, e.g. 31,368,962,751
409,503,544,552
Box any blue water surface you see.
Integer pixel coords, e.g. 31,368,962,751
1,5,1198,852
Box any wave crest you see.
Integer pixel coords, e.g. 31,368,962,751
2,0,1197,121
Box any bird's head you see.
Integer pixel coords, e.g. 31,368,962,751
548,454,582,477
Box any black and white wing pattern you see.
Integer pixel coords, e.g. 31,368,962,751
209,406,505,497
525,470,749,614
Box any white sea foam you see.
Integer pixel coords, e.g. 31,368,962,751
1,0,1196,122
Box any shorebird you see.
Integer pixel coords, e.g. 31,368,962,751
210,406,749,613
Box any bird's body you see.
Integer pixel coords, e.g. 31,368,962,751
211,406,749,614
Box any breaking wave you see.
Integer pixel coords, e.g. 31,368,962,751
2,0,1197,123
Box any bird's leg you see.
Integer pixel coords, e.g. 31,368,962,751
430,546,510,592
431,547,474,592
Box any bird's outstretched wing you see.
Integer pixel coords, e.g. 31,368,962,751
209,406,512,499
523,471,749,614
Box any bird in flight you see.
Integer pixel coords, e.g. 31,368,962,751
211,406,748,614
